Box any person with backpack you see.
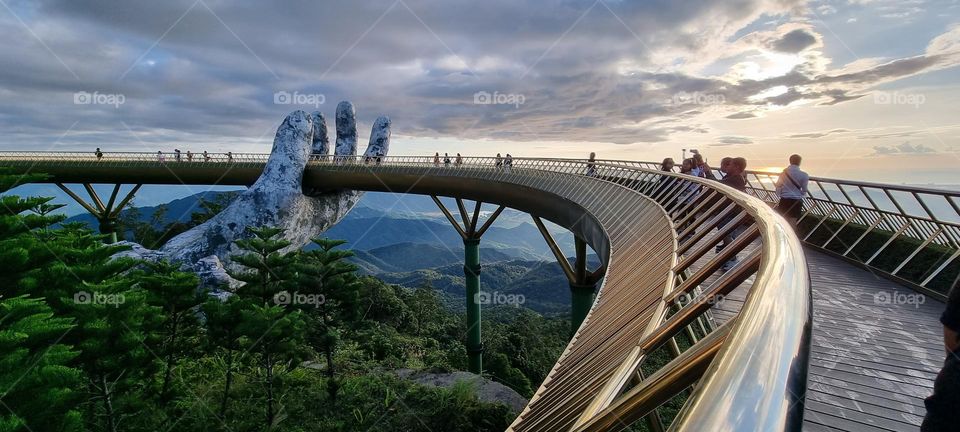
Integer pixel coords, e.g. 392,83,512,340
775,154,809,228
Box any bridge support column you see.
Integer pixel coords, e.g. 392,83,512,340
464,237,483,373
56,183,141,243
432,196,505,375
533,216,605,335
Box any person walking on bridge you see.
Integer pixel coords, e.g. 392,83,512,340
455,153,463,166
186,150,193,162
174,149,182,162
433,152,440,166
504,154,513,172
923,274,960,431
443,152,451,166
157,151,165,163
95,147,103,161
717,157,748,271
586,152,597,177
203,151,210,162
495,153,503,169
775,154,809,229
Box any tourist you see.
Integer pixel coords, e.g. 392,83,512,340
717,157,732,179
157,151,165,163
203,151,210,162
653,158,678,206
504,154,513,172
586,152,597,177
455,153,463,165
775,154,809,228
660,157,675,172
444,153,451,166
717,157,748,271
923,274,960,431
186,150,193,162
675,158,701,238
174,149,181,162
95,147,103,161
227,151,234,162
691,151,714,179
433,152,440,166
495,153,503,168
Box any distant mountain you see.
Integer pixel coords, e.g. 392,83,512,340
61,190,597,314
63,191,238,229
350,242,515,274
377,256,599,315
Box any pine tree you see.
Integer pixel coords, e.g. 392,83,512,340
294,238,360,402
137,260,203,400
228,226,306,429
0,295,83,432
201,296,245,420
67,276,160,432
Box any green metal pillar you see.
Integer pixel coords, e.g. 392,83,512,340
532,216,605,336
570,237,596,334
464,238,483,374
432,197,505,375
570,282,595,334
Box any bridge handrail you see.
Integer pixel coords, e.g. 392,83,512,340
627,158,958,297
0,151,811,431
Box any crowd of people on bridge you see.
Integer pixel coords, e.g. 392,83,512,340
652,150,810,272
94,148,234,163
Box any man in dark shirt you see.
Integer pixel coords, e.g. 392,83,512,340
716,157,747,270
720,157,746,191
923,274,960,431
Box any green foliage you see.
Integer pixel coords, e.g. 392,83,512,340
137,260,203,399
1,172,569,431
229,226,307,428
0,296,83,432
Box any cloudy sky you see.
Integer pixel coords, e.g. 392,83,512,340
3,0,960,186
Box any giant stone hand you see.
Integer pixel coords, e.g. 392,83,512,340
160,101,391,270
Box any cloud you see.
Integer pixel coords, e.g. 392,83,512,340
726,111,757,119
0,0,956,151
786,128,849,138
713,135,754,146
870,141,936,156
771,28,819,53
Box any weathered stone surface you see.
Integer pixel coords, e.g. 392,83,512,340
395,369,528,412
363,116,390,159
311,111,329,155
158,102,390,272
334,101,357,157
112,241,165,262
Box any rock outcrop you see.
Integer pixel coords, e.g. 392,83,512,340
395,369,528,412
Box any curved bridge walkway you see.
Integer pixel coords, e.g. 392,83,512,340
700,235,943,431
0,152,949,431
